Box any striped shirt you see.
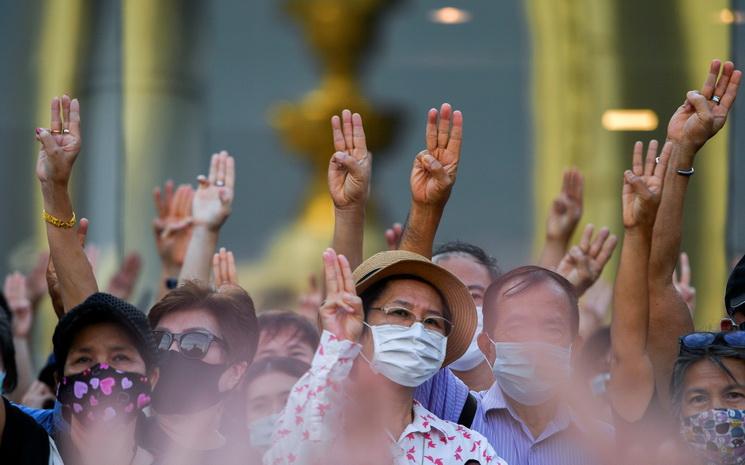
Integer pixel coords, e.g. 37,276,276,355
414,368,609,465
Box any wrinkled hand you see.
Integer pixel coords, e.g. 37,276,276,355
410,103,463,206
21,381,56,410
557,224,618,296
622,141,670,229
26,251,49,309
297,273,322,323
667,60,742,150
106,253,142,301
212,247,238,287
194,151,235,231
153,181,194,267
546,169,583,241
4,272,32,338
384,223,403,250
320,248,363,342
35,95,82,186
47,218,89,318
673,252,696,314
328,110,372,210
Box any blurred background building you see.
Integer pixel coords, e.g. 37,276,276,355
0,0,742,357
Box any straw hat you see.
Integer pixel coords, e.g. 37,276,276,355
353,250,477,366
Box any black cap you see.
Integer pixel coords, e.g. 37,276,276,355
53,293,156,373
726,255,745,317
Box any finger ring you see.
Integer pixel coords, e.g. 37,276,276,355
51,129,61,135
712,95,721,105
62,128,70,134
215,180,225,187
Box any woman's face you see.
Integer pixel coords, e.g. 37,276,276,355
64,322,147,377
681,357,745,417
245,371,299,424
154,307,227,364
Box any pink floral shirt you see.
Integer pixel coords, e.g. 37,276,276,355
263,331,507,465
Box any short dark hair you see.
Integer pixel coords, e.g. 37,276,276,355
483,266,579,338
243,356,310,390
359,275,450,321
670,344,745,418
433,241,501,281
258,310,320,353
0,312,17,393
149,281,259,364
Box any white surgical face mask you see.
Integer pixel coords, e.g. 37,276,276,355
448,306,484,372
489,340,571,406
248,412,280,449
364,322,447,387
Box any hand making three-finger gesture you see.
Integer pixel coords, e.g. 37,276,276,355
320,248,363,343
622,140,671,231
328,110,371,210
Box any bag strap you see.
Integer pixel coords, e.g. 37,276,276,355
457,393,478,429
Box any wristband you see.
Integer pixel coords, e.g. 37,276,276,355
42,210,76,229
676,167,695,177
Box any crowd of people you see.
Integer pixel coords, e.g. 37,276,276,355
0,58,742,465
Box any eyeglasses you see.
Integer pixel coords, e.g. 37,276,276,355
368,305,453,336
679,331,745,353
153,330,228,360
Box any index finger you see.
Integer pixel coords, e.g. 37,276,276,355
425,108,438,152
631,141,643,176
589,227,610,258
579,224,594,253
50,97,62,133
331,115,346,152
595,234,618,268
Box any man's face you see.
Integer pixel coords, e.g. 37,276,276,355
245,371,300,424
64,322,146,377
255,329,315,364
488,279,574,348
681,358,745,417
361,279,447,359
435,255,492,307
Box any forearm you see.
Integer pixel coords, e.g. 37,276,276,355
332,207,365,270
538,237,570,269
179,225,218,285
7,338,34,403
398,203,445,259
40,183,98,311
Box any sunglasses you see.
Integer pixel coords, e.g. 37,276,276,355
153,330,228,360
679,331,745,352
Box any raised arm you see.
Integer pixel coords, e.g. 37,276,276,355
556,224,617,297
398,103,463,258
328,110,371,269
153,182,194,298
648,60,741,405
179,152,235,285
3,273,34,403
610,141,670,423
538,169,584,268
36,95,98,311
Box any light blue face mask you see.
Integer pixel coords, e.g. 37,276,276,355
0,371,6,396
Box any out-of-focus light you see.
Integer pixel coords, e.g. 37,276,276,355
601,109,658,131
718,8,745,24
430,7,472,24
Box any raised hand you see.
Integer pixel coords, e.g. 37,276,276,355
212,247,238,287
328,110,371,210
384,223,403,251
320,248,363,342
297,273,322,323
667,60,742,150
21,381,56,410
153,181,194,267
106,253,142,301
547,169,584,241
622,141,670,230
556,224,618,296
26,251,50,309
35,95,82,186
3,272,32,339
410,103,463,206
194,151,235,231
673,252,696,313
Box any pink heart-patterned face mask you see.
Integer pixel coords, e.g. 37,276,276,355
57,363,151,427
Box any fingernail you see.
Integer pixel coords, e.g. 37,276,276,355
36,128,42,135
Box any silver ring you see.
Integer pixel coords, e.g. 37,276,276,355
62,128,70,134
215,180,225,187
656,157,661,164
712,95,721,105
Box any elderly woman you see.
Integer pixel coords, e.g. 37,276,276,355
264,249,506,465
668,331,745,465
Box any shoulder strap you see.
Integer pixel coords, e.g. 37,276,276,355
457,393,478,429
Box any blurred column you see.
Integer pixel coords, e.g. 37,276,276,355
123,0,206,305
728,0,745,263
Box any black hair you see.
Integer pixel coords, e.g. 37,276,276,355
243,356,310,390
0,311,18,393
433,241,501,281
670,344,745,418
258,310,320,353
359,274,450,321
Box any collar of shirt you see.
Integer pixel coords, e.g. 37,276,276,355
480,382,575,443
396,400,446,440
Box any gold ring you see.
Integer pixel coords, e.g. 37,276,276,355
51,129,61,135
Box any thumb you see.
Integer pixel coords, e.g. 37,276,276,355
624,171,653,200
77,218,90,247
419,152,448,184
36,128,58,153
686,90,712,118
331,151,363,179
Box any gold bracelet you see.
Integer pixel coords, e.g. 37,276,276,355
42,210,76,229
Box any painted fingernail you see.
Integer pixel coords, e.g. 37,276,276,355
36,128,42,135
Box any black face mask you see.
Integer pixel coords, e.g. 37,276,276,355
151,350,228,414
